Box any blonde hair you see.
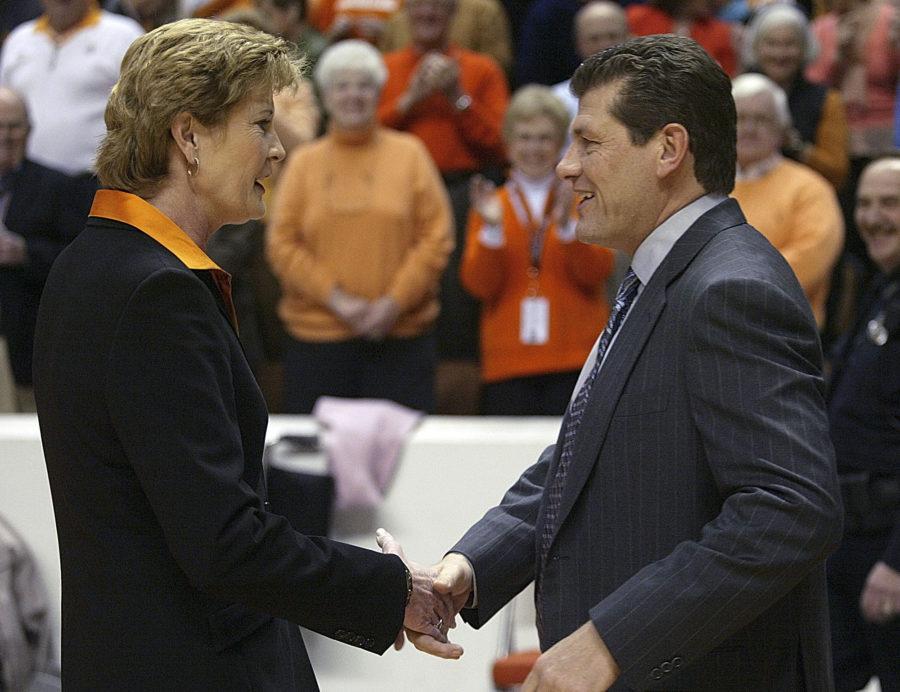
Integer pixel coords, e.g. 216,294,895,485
96,18,303,195
503,84,571,145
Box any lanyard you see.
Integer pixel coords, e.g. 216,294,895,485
509,180,556,271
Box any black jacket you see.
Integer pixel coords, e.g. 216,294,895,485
33,194,406,691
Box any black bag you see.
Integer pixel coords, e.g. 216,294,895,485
264,436,334,537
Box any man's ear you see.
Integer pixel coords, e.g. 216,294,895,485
656,123,690,180
170,112,198,166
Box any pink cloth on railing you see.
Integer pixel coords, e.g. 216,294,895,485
312,397,424,510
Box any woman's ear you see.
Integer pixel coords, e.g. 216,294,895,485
656,122,690,180
170,112,198,165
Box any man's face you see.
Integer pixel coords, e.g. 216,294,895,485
735,91,783,168
258,0,297,36
575,9,629,59
0,98,29,175
557,83,663,255
406,0,454,50
41,0,92,32
855,162,900,274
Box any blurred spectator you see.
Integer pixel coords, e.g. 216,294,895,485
1,2,41,44
379,0,508,412
826,156,900,692
0,0,142,206
743,2,849,188
552,1,630,123
268,40,453,413
257,0,328,65
379,0,514,77
731,73,844,328
461,85,613,415
627,0,738,76
103,0,183,28
515,0,582,86
807,0,900,267
308,0,400,44
0,88,83,412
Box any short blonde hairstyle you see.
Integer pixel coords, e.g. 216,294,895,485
96,18,303,195
503,84,571,145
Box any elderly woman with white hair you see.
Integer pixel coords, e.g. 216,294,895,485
743,2,849,189
731,72,845,329
268,39,453,414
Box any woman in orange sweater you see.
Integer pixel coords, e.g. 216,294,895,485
461,85,614,415
267,40,453,413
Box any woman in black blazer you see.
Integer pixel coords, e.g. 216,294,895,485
32,19,454,691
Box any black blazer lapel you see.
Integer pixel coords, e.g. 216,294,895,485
544,199,747,553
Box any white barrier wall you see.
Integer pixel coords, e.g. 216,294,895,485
0,415,557,691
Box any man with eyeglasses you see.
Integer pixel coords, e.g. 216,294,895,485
0,87,82,411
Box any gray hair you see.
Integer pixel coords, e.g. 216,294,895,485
743,3,818,70
732,73,792,129
313,39,388,91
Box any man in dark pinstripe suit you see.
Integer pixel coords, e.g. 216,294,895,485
393,35,844,691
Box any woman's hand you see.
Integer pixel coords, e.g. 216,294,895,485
469,175,502,226
327,287,370,332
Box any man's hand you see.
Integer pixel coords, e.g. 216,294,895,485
860,560,900,624
522,621,620,691
357,297,400,340
401,552,474,657
375,528,464,659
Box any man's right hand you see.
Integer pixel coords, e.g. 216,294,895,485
401,552,475,657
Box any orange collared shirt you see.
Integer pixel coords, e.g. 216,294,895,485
89,189,239,330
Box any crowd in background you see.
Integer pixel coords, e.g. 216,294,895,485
0,0,897,417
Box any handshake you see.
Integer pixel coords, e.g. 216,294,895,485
375,528,474,660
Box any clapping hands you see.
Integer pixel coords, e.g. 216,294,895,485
375,528,472,659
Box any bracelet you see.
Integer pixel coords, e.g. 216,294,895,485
404,565,413,606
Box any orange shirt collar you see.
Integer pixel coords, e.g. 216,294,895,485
89,189,223,272
35,1,102,38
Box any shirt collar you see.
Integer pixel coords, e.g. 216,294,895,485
631,193,727,287
35,1,102,39
89,189,223,272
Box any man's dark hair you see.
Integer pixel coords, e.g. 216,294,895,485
570,34,736,194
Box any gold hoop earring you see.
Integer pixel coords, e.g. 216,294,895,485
187,156,199,177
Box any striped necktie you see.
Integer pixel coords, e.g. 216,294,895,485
539,268,640,562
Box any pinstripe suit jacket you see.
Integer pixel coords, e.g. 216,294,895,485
453,199,843,691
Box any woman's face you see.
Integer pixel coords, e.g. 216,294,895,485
756,24,805,87
507,115,563,180
193,89,284,230
323,69,380,132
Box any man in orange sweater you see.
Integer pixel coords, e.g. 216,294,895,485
379,0,509,410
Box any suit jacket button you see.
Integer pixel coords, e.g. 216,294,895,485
672,656,683,668
651,668,662,680
661,661,673,673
